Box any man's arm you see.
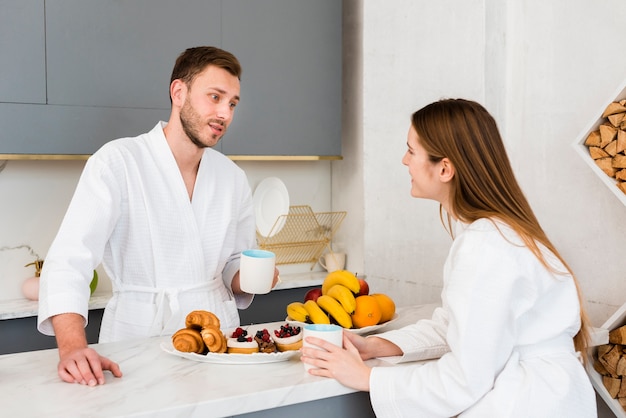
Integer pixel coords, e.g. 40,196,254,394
51,313,122,385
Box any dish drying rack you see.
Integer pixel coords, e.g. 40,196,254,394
257,205,346,269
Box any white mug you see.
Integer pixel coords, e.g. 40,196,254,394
302,324,343,372
239,249,275,294
319,252,346,272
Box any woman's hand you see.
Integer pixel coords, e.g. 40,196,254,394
300,332,373,392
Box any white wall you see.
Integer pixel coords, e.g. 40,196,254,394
334,0,626,327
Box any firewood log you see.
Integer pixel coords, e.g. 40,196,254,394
605,140,618,157
601,344,622,376
590,146,610,159
608,113,625,128
595,358,610,376
613,154,626,169
602,102,626,118
617,130,626,154
600,124,618,147
595,157,617,177
617,356,626,376
585,130,602,147
603,375,622,398
610,325,626,345
598,344,613,358
618,378,626,398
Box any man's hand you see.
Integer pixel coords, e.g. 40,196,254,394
52,313,122,385
57,346,122,386
231,267,281,294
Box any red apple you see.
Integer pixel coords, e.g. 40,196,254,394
357,278,369,296
304,287,322,302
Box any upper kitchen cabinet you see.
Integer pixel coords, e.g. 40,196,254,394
45,0,220,110
1,0,220,156
0,0,46,104
221,0,342,157
0,0,341,158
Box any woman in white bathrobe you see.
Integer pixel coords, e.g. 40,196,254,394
301,99,597,417
37,47,278,387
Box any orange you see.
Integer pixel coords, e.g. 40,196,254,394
352,295,382,328
371,293,396,323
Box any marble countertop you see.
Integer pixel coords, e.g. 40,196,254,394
0,271,326,321
0,304,438,417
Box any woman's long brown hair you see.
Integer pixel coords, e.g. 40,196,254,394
411,98,590,360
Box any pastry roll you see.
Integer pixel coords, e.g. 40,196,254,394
201,325,227,353
185,310,221,330
172,328,205,354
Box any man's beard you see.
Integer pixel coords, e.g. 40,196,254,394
179,99,225,149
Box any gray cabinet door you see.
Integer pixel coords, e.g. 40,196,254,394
221,0,342,156
2,0,223,156
0,0,46,104
45,0,222,110
0,0,341,157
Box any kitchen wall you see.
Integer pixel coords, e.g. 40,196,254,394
334,0,626,328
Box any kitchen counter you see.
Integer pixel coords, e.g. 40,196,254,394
0,294,111,321
0,271,326,321
0,304,439,417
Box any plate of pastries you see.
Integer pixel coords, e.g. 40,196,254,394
161,310,303,364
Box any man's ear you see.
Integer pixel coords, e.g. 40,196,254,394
439,158,455,183
170,79,187,107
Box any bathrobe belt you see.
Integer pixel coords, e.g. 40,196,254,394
515,333,575,360
118,279,221,336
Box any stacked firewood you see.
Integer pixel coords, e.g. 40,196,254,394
583,100,626,195
594,325,626,410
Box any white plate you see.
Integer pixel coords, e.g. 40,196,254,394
161,322,302,365
253,177,289,238
286,313,400,336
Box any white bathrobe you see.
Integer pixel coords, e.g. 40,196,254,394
38,122,256,342
370,219,596,418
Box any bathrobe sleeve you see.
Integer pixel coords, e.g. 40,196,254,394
38,154,121,334
372,306,450,363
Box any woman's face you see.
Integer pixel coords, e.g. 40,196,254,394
401,125,451,205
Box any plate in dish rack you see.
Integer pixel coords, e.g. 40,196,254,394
253,177,290,238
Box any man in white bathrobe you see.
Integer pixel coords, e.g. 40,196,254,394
37,46,278,386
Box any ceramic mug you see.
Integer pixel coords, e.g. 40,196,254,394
319,252,346,272
302,324,343,372
239,249,275,294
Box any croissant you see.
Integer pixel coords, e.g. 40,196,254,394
201,325,227,353
185,310,221,330
172,328,205,354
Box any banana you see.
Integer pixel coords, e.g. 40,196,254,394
304,300,330,324
317,295,353,329
287,302,309,323
326,284,357,314
321,270,360,295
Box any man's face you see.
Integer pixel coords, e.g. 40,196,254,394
179,65,241,148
